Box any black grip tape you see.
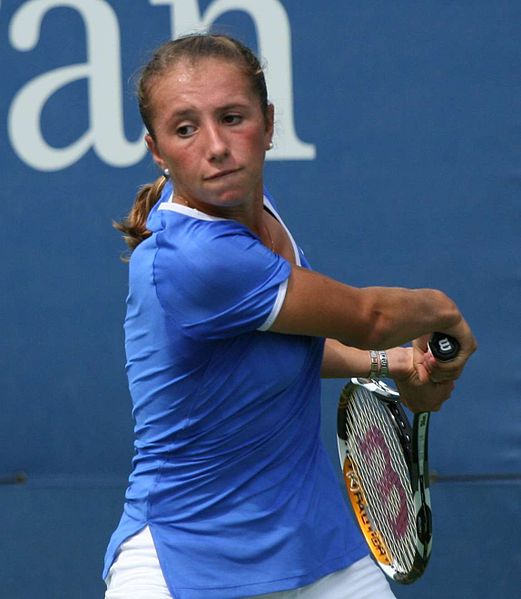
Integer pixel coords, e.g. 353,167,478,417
429,333,460,362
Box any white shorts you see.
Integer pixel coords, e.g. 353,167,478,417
104,526,396,599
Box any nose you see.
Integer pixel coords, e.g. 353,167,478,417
205,122,229,162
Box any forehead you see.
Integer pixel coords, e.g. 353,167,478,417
149,57,254,114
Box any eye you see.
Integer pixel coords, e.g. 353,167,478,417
176,124,196,138
223,114,243,125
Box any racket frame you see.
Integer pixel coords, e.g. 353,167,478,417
337,378,432,584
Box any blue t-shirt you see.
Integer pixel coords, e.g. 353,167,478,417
103,184,366,598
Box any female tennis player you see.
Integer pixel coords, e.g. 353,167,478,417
103,33,476,599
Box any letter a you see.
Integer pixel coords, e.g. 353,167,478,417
9,0,145,171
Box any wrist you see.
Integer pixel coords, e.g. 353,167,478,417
368,350,379,378
387,347,412,380
367,349,391,379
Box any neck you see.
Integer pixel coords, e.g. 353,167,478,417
173,182,265,227
173,191,274,251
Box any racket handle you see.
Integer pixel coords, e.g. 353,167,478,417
429,333,460,362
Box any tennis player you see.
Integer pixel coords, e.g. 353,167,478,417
103,33,476,599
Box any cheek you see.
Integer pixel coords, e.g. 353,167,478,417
171,153,211,193
169,156,197,183
162,143,197,174
240,127,268,159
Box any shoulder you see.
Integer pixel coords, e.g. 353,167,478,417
151,202,285,277
150,208,292,339
154,205,260,262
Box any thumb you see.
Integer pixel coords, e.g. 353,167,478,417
415,360,431,384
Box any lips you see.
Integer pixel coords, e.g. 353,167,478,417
205,168,241,181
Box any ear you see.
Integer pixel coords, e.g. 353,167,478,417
264,103,275,149
145,133,165,171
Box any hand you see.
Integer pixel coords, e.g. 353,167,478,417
391,347,455,413
413,318,477,383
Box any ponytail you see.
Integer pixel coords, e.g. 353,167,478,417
114,175,167,257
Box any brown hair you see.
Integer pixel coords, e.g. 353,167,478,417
115,33,269,252
114,176,167,257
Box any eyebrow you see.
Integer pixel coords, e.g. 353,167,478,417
167,108,197,121
167,102,251,121
218,102,251,112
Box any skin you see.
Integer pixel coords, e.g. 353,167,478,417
143,56,477,412
145,57,273,236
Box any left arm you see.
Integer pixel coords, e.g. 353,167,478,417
321,338,410,379
321,338,455,413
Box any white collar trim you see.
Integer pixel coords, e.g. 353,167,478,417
158,192,301,266
158,194,228,221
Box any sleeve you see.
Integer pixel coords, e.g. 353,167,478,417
153,219,292,340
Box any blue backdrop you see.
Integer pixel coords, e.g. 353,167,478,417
1,1,519,597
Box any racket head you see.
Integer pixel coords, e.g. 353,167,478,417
337,378,432,584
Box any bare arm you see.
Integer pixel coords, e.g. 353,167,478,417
271,266,476,381
320,339,410,379
271,266,467,348
321,339,458,413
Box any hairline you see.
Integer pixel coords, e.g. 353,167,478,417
143,55,270,140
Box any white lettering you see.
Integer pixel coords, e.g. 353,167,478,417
439,338,453,352
151,0,316,160
8,0,145,172
8,0,315,171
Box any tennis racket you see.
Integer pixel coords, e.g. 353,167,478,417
336,333,459,584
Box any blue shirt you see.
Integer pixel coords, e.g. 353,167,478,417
103,185,366,598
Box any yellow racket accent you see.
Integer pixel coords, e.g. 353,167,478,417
342,456,393,566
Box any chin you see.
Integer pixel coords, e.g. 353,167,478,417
205,186,259,207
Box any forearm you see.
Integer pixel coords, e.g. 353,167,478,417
320,339,370,378
271,267,462,350
321,338,411,379
340,286,462,350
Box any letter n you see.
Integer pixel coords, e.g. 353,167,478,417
151,0,316,160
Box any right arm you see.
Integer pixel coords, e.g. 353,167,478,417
269,265,476,379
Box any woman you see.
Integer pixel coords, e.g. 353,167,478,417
103,33,476,599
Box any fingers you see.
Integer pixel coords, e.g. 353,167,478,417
432,319,478,379
420,381,454,412
396,377,454,413
425,353,463,383
430,385,455,412
411,343,456,384
412,322,477,384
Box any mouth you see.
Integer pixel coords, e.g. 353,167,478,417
204,168,242,181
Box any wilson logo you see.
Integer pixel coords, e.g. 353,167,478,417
438,338,453,353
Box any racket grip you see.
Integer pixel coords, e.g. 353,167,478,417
429,333,460,362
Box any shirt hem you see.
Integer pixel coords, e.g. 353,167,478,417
171,545,369,597
257,278,289,331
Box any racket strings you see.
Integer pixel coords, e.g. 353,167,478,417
343,387,417,574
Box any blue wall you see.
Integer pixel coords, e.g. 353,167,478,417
1,1,519,597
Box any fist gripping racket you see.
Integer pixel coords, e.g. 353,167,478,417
336,334,459,584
